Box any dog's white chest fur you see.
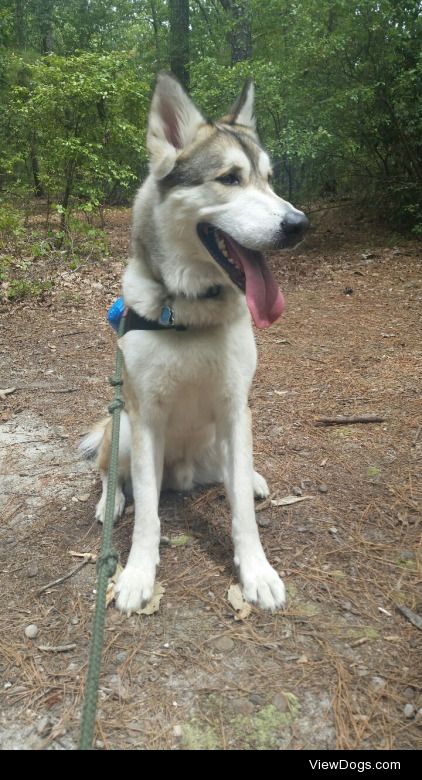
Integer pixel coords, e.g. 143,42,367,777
119,316,257,490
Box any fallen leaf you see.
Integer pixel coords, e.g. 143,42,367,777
169,533,192,547
106,565,166,614
227,584,252,620
106,562,124,608
271,495,312,507
367,466,381,477
135,581,165,615
0,387,16,400
297,654,309,664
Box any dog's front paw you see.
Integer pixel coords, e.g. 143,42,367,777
240,559,286,611
253,470,270,499
115,563,156,614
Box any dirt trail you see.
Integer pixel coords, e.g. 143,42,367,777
0,209,421,750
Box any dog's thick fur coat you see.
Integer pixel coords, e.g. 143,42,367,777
81,73,308,613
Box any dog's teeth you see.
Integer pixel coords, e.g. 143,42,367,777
217,239,230,259
216,233,238,265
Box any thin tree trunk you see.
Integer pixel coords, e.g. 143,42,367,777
229,1,252,64
30,143,44,198
169,0,190,89
150,0,161,66
40,0,54,54
15,0,25,49
220,0,252,64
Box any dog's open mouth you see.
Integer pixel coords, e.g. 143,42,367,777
197,223,284,329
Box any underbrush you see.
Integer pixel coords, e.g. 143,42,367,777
0,202,109,302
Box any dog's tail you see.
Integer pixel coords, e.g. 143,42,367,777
79,417,109,460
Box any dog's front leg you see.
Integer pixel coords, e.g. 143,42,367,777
224,407,286,611
115,418,164,614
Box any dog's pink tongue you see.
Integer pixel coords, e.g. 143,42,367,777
226,239,285,329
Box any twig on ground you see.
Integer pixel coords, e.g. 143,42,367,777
315,415,386,426
0,387,16,400
411,425,421,447
45,388,78,394
396,604,422,631
37,644,77,652
37,559,91,595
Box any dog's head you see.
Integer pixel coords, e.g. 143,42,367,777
146,72,308,328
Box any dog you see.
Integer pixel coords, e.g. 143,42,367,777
80,72,308,614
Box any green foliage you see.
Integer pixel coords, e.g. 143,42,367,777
4,278,53,300
0,0,420,232
0,205,24,240
2,52,149,217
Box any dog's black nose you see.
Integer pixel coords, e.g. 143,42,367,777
282,211,309,237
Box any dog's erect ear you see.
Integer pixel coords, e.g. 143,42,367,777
223,78,256,130
147,72,205,179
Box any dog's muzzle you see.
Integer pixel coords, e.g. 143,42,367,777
278,211,309,249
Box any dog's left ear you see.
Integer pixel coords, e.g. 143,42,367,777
223,78,256,130
147,72,205,179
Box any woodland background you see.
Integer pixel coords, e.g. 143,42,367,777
0,1,421,281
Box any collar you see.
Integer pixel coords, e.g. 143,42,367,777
123,285,222,335
123,306,187,333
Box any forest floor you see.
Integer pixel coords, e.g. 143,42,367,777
0,204,421,750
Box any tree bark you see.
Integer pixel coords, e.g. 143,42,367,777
150,0,162,66
169,0,190,89
39,0,55,54
15,0,26,49
220,0,252,64
30,142,44,198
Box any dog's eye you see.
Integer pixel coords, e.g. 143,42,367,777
216,172,240,186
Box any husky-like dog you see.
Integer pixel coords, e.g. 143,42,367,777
81,73,308,614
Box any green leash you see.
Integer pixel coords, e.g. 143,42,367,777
79,317,125,750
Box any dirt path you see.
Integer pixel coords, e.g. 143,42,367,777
0,211,421,750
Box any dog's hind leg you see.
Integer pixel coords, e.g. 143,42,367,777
115,414,165,614
95,471,126,524
194,436,270,499
80,412,131,523
253,470,270,499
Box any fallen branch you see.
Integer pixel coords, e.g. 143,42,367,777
0,387,16,400
37,559,91,595
315,415,386,426
396,604,422,631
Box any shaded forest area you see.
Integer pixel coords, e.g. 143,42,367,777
0,2,421,259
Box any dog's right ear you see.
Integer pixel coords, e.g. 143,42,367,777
147,72,205,179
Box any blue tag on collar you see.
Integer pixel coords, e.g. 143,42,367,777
107,297,125,331
158,305,174,327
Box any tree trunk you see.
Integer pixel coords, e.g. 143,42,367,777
15,0,25,49
230,1,252,64
39,0,55,54
150,0,162,66
30,143,44,198
169,0,190,89
220,0,252,64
